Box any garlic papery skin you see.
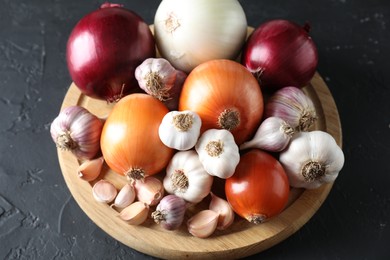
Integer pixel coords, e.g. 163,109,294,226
134,176,164,206
195,129,240,179
163,150,213,204
279,131,345,189
135,58,177,101
119,201,149,225
265,86,317,131
240,117,294,152
50,106,103,159
159,110,202,150
209,192,235,230
77,157,104,181
113,183,136,209
187,210,219,238
151,195,186,230
92,180,117,203
163,70,187,111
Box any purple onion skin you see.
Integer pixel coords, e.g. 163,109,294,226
242,19,318,91
66,5,156,102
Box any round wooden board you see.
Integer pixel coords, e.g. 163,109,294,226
56,71,342,259
56,25,342,260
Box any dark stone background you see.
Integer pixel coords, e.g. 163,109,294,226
1,0,389,259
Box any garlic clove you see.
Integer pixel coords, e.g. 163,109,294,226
240,117,294,152
113,183,136,209
209,192,235,230
134,176,164,206
92,179,117,203
119,201,149,225
187,210,219,238
77,157,104,181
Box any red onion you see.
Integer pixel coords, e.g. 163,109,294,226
66,3,155,102
241,19,318,91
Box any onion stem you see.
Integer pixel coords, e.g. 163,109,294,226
218,108,240,131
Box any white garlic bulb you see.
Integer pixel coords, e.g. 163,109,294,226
240,117,294,152
279,131,345,189
195,129,240,179
158,110,202,150
265,86,317,131
163,150,213,204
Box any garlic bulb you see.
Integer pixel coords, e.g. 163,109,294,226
135,58,177,101
209,192,234,230
151,195,186,230
265,86,317,131
50,106,103,159
240,117,294,152
119,201,149,225
113,183,136,209
163,70,187,111
92,180,117,203
195,129,240,179
77,157,104,181
163,150,213,204
279,131,345,189
134,176,164,206
159,110,202,150
187,210,219,238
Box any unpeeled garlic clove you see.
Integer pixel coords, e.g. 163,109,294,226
119,201,149,225
92,179,117,203
113,183,136,209
187,210,219,238
134,176,164,206
77,157,104,181
240,117,294,152
209,192,235,230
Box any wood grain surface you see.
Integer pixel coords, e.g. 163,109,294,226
56,70,342,259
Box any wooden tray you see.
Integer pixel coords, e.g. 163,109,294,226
57,71,342,259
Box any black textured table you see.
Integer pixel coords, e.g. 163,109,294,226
1,0,389,259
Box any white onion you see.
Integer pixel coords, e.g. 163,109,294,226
154,0,247,73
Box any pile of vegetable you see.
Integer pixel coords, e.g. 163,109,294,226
50,0,345,238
